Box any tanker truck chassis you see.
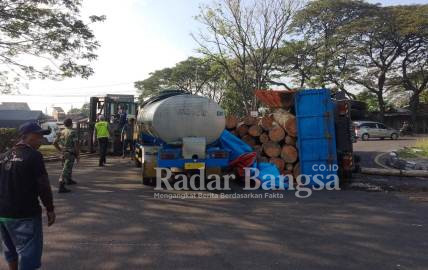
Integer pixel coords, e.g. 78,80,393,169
134,91,230,186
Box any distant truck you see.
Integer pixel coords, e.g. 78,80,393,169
134,90,230,185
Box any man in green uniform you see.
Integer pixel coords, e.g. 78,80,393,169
95,115,110,167
54,118,80,193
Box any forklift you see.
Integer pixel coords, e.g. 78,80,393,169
77,94,137,154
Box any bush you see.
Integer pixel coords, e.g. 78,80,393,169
0,128,18,153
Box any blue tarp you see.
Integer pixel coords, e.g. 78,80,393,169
220,130,289,190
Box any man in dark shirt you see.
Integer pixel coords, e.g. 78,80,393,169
0,122,56,270
121,118,135,158
117,106,127,131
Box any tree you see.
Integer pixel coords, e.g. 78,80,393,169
393,5,428,131
134,68,173,102
356,90,382,112
193,0,298,113
290,0,374,97
0,0,105,93
67,103,89,117
347,5,406,122
135,57,228,104
270,39,317,89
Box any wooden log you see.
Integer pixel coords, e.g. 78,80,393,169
284,117,297,137
281,170,293,176
285,163,294,172
281,145,298,163
243,116,257,126
248,124,263,137
273,109,294,129
225,115,239,130
237,124,249,137
262,141,281,158
293,162,300,178
269,157,285,171
268,125,285,142
284,135,296,146
259,133,270,144
242,135,256,147
259,115,274,131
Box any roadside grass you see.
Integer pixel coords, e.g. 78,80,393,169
39,145,59,157
397,138,428,159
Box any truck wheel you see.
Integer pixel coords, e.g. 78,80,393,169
135,159,142,168
361,133,369,141
142,177,154,186
391,133,398,140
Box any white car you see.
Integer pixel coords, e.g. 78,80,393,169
41,122,59,144
353,121,399,141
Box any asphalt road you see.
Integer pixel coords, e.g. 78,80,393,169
1,157,428,270
353,136,425,168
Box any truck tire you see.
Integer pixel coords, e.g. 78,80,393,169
142,177,154,186
135,158,142,168
391,133,398,140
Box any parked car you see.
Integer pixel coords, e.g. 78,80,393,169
353,121,399,141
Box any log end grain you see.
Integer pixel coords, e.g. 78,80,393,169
268,125,285,142
281,145,298,163
263,141,281,158
248,125,263,137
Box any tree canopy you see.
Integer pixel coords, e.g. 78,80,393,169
0,0,104,93
135,0,428,124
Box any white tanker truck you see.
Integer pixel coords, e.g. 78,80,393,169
134,90,230,185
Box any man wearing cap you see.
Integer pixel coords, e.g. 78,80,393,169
0,122,56,270
53,118,79,193
95,115,110,166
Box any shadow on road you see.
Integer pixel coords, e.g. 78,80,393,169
2,157,426,270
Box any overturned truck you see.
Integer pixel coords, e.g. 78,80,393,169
134,89,354,187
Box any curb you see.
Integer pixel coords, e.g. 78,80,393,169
373,152,391,169
361,167,428,178
370,151,428,177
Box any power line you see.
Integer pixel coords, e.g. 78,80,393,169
6,89,137,98
33,81,136,92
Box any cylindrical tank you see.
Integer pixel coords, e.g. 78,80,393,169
137,94,225,144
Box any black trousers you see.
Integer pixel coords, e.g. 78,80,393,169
98,137,109,165
122,139,134,156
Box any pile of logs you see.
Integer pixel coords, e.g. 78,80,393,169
226,109,300,178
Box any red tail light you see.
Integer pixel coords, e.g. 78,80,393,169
342,155,353,170
338,102,349,116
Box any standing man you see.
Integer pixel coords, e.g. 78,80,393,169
95,115,110,167
117,106,127,131
121,117,135,158
53,118,79,193
0,122,55,270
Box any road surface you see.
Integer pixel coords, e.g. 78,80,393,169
353,136,425,168
1,157,427,270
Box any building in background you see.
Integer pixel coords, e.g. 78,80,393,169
52,107,66,121
0,110,46,128
0,102,30,111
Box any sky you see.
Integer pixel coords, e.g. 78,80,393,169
1,0,427,114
